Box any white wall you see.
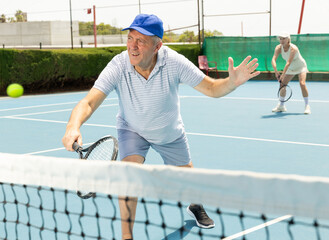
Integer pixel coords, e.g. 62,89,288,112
0,21,127,47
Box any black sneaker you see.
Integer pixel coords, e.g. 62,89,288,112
187,204,215,228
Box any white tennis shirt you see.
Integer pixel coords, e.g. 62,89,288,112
93,46,205,144
281,43,308,75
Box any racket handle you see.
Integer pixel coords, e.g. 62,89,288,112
72,142,82,152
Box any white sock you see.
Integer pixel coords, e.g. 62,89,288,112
304,97,309,106
279,97,285,106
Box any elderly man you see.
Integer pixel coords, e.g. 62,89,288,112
62,14,259,240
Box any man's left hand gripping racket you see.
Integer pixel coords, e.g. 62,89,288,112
73,135,118,199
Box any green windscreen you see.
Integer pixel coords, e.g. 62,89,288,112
202,34,329,72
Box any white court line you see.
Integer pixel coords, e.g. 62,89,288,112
0,97,118,112
3,115,329,148
0,101,79,112
1,96,328,112
181,95,329,103
187,132,329,147
222,215,292,240
3,116,116,128
25,146,67,155
0,104,118,118
25,142,94,155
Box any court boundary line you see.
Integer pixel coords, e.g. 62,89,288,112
25,142,94,155
0,97,118,112
1,95,328,113
0,104,118,118
181,96,329,103
223,215,292,240
187,132,329,147
3,116,329,148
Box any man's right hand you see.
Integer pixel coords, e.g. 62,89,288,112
62,127,82,151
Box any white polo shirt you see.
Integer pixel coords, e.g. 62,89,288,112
93,46,205,144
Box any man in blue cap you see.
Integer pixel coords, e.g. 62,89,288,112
62,14,260,240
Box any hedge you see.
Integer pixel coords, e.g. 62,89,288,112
0,44,201,95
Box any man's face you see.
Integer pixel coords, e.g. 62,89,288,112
126,30,161,69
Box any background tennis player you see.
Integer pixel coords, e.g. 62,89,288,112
271,32,311,114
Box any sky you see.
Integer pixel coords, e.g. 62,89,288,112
1,0,329,37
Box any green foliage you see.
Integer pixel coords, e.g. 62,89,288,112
0,10,26,23
168,44,202,66
0,45,199,95
163,32,179,43
0,14,6,23
178,31,196,43
15,10,26,22
163,29,223,43
204,30,223,37
79,22,94,35
79,22,122,36
0,47,124,94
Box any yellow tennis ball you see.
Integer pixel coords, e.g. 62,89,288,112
6,83,24,98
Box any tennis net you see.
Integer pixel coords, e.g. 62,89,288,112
1,153,329,240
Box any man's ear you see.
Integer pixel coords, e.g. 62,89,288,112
155,41,163,52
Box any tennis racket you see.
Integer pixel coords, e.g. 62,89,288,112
73,135,118,199
277,79,292,103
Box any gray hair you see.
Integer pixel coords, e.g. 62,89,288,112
152,35,162,45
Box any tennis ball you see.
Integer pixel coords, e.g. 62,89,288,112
6,83,24,98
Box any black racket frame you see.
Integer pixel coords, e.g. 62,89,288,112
73,135,118,199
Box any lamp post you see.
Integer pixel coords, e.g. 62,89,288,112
139,0,141,14
197,0,201,46
201,0,204,43
269,0,272,36
93,5,97,47
87,6,97,48
69,0,73,49
298,0,306,34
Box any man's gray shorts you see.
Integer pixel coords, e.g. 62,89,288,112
117,129,191,166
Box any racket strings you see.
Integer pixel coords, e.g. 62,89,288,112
86,140,115,161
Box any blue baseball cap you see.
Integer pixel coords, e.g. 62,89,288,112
122,14,164,39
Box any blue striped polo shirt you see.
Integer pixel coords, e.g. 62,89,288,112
93,46,205,144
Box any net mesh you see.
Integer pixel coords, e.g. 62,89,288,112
202,34,329,72
1,153,329,240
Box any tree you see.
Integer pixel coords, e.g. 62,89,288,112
1,10,27,23
79,22,122,36
204,29,223,37
178,30,197,43
163,31,179,43
8,17,15,23
164,29,223,43
15,10,27,22
79,22,94,35
0,14,6,23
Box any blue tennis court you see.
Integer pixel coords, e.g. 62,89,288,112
1,79,329,239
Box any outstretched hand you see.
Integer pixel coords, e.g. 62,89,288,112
228,56,260,89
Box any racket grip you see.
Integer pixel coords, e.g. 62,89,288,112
72,142,82,152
